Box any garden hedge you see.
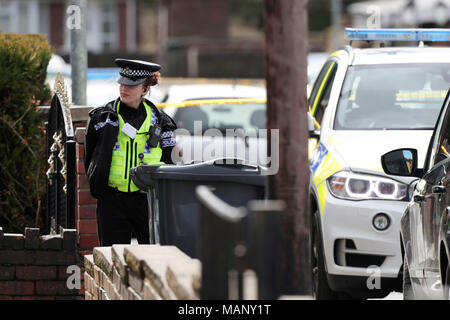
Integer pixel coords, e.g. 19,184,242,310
0,32,52,232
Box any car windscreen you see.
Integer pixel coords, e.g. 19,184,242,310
334,63,450,130
172,102,266,135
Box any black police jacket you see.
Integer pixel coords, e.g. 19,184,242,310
84,98,177,199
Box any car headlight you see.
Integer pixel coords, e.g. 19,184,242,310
327,170,407,201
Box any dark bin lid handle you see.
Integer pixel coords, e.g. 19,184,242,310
213,158,258,171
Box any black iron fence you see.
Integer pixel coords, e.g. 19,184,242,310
45,74,76,234
196,185,285,300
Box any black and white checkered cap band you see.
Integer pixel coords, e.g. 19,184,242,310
119,67,153,79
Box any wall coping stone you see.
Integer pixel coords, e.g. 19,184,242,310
59,227,78,251
93,247,113,280
166,259,201,300
123,245,192,300
3,234,25,250
24,228,40,250
84,245,201,300
84,255,94,278
111,245,130,286
39,235,62,250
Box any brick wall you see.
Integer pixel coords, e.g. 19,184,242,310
75,127,100,255
0,227,84,300
84,245,200,300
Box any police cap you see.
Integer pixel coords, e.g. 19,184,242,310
115,58,161,86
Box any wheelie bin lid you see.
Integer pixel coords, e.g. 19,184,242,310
130,158,267,191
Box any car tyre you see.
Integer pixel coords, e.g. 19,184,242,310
403,255,415,300
444,263,450,300
311,210,338,300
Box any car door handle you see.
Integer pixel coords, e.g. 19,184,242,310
432,185,446,194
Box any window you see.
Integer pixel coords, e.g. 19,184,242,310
428,98,450,169
0,1,12,31
308,60,337,125
334,63,450,130
100,2,117,51
173,102,266,135
313,64,337,125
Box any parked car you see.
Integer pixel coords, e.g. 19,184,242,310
160,83,266,104
157,84,267,165
381,89,450,300
158,98,267,166
308,28,450,299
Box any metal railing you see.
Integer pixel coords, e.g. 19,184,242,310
45,73,76,234
196,185,285,300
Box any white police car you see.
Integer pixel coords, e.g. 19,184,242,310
308,28,450,299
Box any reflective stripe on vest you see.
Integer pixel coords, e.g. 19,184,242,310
108,101,163,192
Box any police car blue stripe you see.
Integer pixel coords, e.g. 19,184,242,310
310,142,328,175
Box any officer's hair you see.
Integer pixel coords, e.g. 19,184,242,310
144,72,160,89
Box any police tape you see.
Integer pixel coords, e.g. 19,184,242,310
157,98,267,109
161,77,266,86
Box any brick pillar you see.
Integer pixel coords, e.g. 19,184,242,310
75,127,99,255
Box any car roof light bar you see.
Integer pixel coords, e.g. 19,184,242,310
345,28,450,42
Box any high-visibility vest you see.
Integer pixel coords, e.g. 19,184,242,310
108,101,163,192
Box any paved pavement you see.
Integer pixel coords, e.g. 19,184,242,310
371,291,403,300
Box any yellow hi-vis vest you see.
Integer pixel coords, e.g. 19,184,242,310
108,101,163,192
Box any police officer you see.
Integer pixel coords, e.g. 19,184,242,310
84,59,177,246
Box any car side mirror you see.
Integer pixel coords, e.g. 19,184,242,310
381,148,418,176
308,112,320,139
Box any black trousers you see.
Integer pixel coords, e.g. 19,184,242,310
96,187,150,246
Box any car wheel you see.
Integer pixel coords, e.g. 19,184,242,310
444,263,450,300
403,255,415,300
311,211,338,300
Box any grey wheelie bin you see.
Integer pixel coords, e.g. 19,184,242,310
130,158,267,258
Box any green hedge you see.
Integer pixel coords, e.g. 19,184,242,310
0,32,52,232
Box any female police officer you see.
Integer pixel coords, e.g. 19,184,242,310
84,59,176,246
